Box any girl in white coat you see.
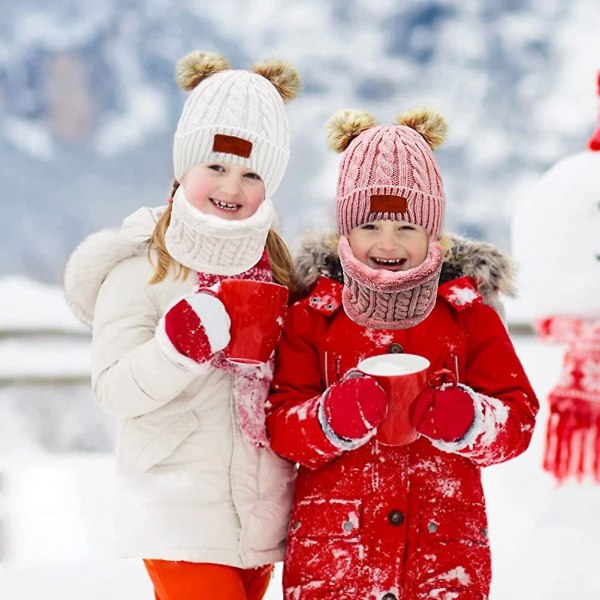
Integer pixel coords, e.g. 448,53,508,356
64,51,300,600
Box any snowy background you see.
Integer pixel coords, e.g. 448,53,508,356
1,0,599,598
1,0,599,282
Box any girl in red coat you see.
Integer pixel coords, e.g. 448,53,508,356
266,108,539,600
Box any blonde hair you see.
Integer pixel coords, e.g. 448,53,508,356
148,181,295,294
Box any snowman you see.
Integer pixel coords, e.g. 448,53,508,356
512,71,600,482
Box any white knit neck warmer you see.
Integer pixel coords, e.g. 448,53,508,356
338,236,443,330
165,186,274,275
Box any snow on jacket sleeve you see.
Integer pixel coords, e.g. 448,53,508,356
448,301,539,466
267,302,349,470
91,257,202,418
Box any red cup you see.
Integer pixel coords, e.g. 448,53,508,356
215,279,289,364
358,353,430,446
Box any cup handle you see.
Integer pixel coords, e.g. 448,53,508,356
427,368,457,389
344,368,366,380
196,285,219,298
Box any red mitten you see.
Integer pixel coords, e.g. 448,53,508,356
410,385,475,443
323,374,389,440
161,293,231,364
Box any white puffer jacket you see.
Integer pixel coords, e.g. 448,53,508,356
63,207,295,567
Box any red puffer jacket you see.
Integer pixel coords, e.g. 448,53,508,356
267,234,539,600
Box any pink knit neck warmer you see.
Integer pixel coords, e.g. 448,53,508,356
338,235,442,329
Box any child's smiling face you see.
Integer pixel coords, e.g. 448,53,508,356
180,162,265,220
347,219,430,271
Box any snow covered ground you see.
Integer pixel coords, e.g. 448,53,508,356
0,280,598,599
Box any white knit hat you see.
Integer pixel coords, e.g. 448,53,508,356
173,51,301,199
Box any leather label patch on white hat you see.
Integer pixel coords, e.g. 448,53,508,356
213,134,253,158
369,195,408,213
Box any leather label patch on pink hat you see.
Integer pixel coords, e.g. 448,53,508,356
213,134,253,158
369,195,408,213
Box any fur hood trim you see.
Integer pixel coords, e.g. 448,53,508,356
63,207,163,327
293,231,516,309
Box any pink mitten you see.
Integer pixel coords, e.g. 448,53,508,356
162,293,231,363
323,374,389,440
410,385,475,443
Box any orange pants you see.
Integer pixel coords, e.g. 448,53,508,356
143,559,274,600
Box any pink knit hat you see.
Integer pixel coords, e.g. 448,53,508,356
327,108,448,329
328,108,447,238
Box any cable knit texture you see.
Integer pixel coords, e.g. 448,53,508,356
336,124,445,238
165,186,274,275
173,69,290,198
338,235,443,329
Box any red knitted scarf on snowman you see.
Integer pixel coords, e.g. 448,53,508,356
536,316,600,482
